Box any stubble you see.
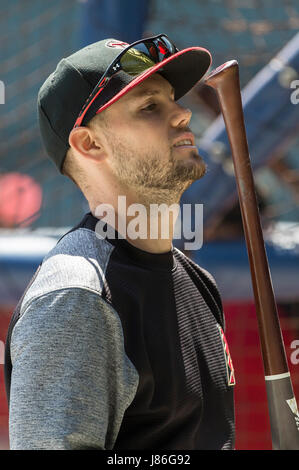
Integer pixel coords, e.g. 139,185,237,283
107,135,206,206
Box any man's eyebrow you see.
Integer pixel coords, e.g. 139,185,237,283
131,86,175,99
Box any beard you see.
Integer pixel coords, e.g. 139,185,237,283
106,135,207,205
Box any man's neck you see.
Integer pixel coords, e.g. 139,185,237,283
91,193,181,254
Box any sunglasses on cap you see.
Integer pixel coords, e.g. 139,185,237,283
73,34,179,129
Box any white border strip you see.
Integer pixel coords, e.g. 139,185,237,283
265,372,290,381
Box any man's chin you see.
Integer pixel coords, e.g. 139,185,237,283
173,146,204,164
175,152,207,181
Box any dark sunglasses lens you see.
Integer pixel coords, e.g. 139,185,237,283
160,36,177,54
120,45,156,75
119,38,175,76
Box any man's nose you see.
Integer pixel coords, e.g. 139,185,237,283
170,102,192,128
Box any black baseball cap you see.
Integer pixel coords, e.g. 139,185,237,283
37,36,212,173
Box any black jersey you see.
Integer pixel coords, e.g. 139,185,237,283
5,212,235,449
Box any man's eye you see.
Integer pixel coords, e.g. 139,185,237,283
142,103,157,111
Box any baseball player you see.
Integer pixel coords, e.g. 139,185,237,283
5,34,235,450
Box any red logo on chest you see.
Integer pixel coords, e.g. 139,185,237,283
217,324,236,387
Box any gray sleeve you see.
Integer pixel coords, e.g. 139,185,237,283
9,288,139,450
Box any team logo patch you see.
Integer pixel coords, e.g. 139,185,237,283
105,40,129,50
217,324,236,387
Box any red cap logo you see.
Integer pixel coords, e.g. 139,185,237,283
105,41,129,50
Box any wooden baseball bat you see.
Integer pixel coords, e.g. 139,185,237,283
204,60,299,450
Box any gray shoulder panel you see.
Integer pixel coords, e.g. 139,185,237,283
9,288,139,449
22,227,114,314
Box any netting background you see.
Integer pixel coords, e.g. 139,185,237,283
0,0,299,451
0,1,84,227
0,0,298,229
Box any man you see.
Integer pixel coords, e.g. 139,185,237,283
5,34,235,450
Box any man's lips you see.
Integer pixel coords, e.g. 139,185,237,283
172,132,196,148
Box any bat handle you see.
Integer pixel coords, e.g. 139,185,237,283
205,60,299,449
266,373,299,449
205,60,288,376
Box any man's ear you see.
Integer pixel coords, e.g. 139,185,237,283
68,126,107,164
